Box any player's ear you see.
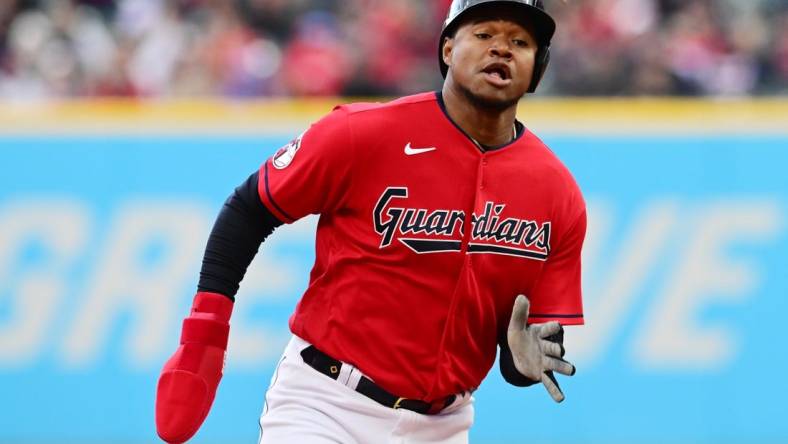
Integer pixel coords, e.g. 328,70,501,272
442,36,454,68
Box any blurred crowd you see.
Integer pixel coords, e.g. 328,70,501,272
0,0,786,98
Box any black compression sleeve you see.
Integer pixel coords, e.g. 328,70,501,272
197,171,284,301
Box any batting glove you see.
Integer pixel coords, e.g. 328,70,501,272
507,294,576,403
156,292,233,443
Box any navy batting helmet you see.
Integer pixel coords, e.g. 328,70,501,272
438,0,556,93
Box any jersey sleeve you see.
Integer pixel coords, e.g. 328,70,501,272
258,106,354,223
527,207,587,326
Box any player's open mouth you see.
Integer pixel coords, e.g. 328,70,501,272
481,62,512,87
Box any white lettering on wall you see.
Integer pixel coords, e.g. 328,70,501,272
634,201,782,370
567,200,680,365
61,201,210,369
0,200,89,366
0,198,782,372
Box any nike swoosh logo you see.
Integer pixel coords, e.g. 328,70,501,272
404,143,437,156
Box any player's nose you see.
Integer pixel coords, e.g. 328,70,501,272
488,38,513,59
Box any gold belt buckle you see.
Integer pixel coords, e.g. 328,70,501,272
393,397,405,410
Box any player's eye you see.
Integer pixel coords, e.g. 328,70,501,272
475,33,491,40
512,39,529,48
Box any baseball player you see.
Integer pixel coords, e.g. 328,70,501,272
155,0,586,442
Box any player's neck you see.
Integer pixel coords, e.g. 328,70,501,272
441,84,519,147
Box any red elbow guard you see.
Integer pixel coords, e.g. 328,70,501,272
155,292,234,443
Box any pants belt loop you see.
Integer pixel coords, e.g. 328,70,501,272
346,367,363,390
337,361,353,386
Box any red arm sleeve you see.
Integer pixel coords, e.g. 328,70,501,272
527,207,587,325
258,106,354,223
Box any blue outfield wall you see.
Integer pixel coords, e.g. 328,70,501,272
0,130,786,444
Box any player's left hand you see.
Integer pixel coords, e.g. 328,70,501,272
507,294,576,403
156,292,233,443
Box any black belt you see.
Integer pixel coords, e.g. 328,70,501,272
300,345,456,415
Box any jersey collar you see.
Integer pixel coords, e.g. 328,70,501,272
434,91,525,153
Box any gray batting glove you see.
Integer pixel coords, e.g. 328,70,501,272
507,294,576,403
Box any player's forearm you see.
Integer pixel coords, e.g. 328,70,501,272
157,172,282,443
198,171,283,300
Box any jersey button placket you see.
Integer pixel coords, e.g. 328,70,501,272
479,156,488,190
460,155,487,252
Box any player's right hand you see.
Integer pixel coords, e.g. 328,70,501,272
155,292,233,443
507,294,576,403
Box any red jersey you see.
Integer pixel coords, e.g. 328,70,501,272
258,92,586,402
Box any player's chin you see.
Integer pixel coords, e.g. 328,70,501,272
467,82,524,109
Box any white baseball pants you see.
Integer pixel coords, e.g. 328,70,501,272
258,335,475,444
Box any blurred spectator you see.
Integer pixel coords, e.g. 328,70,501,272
0,0,784,98
281,11,351,96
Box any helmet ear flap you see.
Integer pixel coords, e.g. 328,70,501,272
528,45,550,93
